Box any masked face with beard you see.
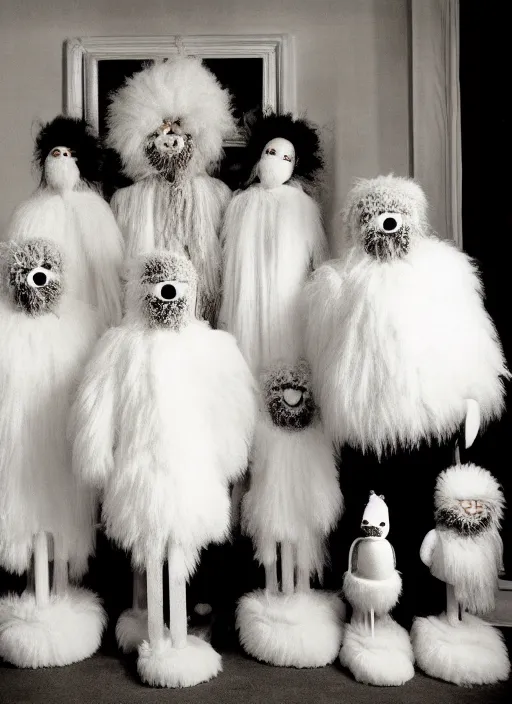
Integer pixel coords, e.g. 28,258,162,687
144,118,195,184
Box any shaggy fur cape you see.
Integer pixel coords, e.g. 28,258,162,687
0,296,99,577
71,282,256,577
220,183,327,373
304,183,508,455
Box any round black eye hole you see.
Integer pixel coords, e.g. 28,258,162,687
266,147,276,155
27,267,52,288
362,520,369,525
383,217,397,231
379,522,386,527
33,272,47,286
160,284,176,301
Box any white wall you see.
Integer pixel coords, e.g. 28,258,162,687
0,0,410,244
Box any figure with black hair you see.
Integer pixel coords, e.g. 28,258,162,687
3,116,124,328
219,111,328,375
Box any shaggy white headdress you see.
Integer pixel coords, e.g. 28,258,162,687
435,463,505,524
339,173,429,253
107,57,236,180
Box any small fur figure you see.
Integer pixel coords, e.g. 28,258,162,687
0,239,105,668
412,464,510,686
3,116,124,328
237,361,344,668
71,251,256,688
340,492,414,686
107,57,235,325
219,112,328,375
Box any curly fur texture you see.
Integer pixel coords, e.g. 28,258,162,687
236,589,344,668
219,183,327,374
111,174,230,325
239,112,323,189
0,588,105,668
261,361,316,431
107,58,235,180
343,569,402,616
137,635,222,688
0,255,100,576
4,179,124,329
34,116,103,187
411,612,510,685
340,616,414,686
71,253,256,575
303,179,508,456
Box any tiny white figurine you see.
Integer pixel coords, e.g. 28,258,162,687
0,239,105,668
237,361,344,668
71,251,256,688
412,463,510,686
340,492,414,686
3,116,124,329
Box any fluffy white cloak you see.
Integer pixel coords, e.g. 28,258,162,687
303,236,508,455
111,175,230,320
242,413,342,575
219,183,327,374
0,297,99,577
71,320,256,578
4,188,124,328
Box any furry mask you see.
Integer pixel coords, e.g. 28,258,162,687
34,116,103,188
239,111,323,189
434,463,504,536
106,58,236,181
261,361,316,431
124,251,198,330
1,239,63,316
341,174,429,259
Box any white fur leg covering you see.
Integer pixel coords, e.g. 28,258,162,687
116,608,150,653
236,589,345,668
137,635,222,688
411,612,510,686
0,588,105,668
343,570,401,615
340,615,414,686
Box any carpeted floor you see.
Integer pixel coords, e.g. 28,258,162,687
1,637,511,704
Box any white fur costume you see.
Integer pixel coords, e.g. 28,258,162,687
107,58,234,324
412,464,510,685
303,175,508,456
237,362,344,668
71,252,256,687
0,239,105,668
340,493,414,686
3,124,124,329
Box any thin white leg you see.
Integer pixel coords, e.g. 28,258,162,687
168,542,188,650
296,540,311,593
370,607,375,638
34,531,50,608
281,541,295,596
132,570,147,610
446,584,460,626
52,534,68,596
265,562,279,594
146,552,164,644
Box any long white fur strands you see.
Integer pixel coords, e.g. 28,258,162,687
4,189,124,328
111,175,230,318
0,297,99,578
107,58,236,180
303,236,508,455
71,311,256,577
242,414,342,577
220,183,327,373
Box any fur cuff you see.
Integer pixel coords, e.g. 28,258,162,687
137,635,221,688
343,569,401,615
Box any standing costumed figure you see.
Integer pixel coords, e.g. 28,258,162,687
219,111,328,374
3,116,124,328
412,464,510,685
71,251,256,688
237,361,344,668
340,492,414,686
0,239,105,668
302,174,509,625
107,57,235,326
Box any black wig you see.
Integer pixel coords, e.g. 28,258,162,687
239,111,323,189
34,116,103,186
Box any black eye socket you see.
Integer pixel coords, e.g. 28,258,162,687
151,281,187,302
160,284,176,300
376,212,403,233
383,218,396,231
362,520,369,525
379,522,386,527
266,148,277,155
33,272,47,286
283,154,293,162
27,267,54,288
